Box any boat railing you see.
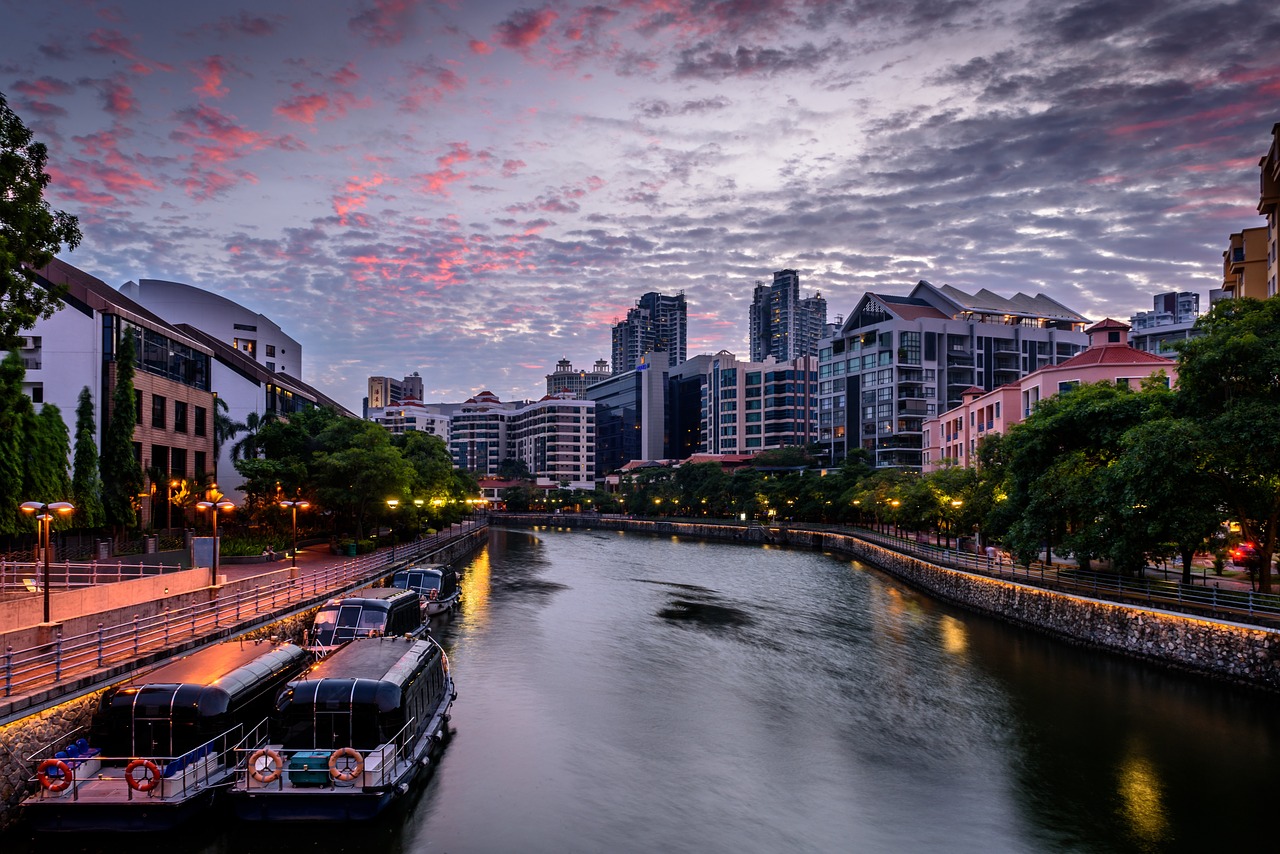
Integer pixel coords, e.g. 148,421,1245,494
232,716,421,791
27,725,243,802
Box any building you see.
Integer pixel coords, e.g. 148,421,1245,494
119,279,303,377
611,292,687,372
367,373,425,411
1128,291,1202,356
9,259,218,528
817,280,1090,470
749,269,828,362
176,325,355,501
922,319,1176,470
1221,227,1270,301
367,400,451,439
545,358,611,397
585,353,715,477
702,351,818,454
448,391,595,488
1259,122,1279,299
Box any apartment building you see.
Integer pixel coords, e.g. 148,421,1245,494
367,400,451,439
922,319,1175,470
749,269,828,362
1259,122,1279,299
545,358,611,397
817,280,1089,470
1221,227,1270,300
703,351,818,454
366,373,425,411
448,391,595,488
1128,291,1202,356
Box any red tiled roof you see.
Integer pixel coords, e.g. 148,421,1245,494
1054,346,1174,369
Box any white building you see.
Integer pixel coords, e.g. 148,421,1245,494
1128,291,1202,357
119,279,303,377
702,351,818,454
448,391,595,488
367,400,452,440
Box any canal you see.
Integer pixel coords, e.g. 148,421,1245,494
19,526,1280,852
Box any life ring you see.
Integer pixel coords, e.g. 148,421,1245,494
328,747,364,782
249,748,283,784
124,758,160,792
36,758,72,793
428,588,439,600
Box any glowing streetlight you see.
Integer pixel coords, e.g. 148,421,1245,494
280,499,310,570
196,495,235,586
20,501,74,624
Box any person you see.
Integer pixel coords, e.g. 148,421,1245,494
986,544,997,565
263,545,276,560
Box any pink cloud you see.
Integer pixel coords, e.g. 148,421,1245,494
399,64,467,112
178,166,258,201
169,103,285,164
275,85,367,124
85,29,172,75
495,8,559,51
194,56,230,99
470,39,493,55
79,76,139,117
349,0,418,47
11,77,74,98
333,173,388,223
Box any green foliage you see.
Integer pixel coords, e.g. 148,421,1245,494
100,330,143,531
28,403,71,501
72,386,105,528
0,92,82,350
496,457,531,480
0,350,30,535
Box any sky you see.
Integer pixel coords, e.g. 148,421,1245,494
2,0,1278,414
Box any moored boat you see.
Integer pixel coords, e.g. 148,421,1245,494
307,587,426,655
21,638,310,832
390,564,461,616
226,635,455,822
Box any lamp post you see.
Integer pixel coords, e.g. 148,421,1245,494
280,499,310,571
167,479,180,534
196,496,235,586
20,501,75,624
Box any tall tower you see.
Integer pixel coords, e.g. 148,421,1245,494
611,291,687,372
749,269,827,362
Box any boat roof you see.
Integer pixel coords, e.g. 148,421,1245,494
320,587,418,607
123,639,305,688
304,637,435,683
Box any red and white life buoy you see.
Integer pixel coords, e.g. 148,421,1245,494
124,758,161,792
36,758,72,793
328,747,364,782
248,748,283,784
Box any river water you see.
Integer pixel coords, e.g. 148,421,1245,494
23,525,1280,853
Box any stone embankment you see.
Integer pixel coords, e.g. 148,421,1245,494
503,515,1280,692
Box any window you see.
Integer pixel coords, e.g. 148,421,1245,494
152,394,166,429
266,344,276,357
194,406,207,437
30,383,43,404
135,390,143,422
171,447,187,478
1108,330,1120,343
174,400,188,433
1058,381,1079,394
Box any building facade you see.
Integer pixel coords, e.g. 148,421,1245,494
1221,226,1270,301
119,279,303,377
749,269,828,362
1259,122,1279,299
922,319,1176,471
545,358,611,397
702,351,818,454
10,260,219,528
367,373,425,411
448,391,595,488
817,280,1090,470
367,401,452,439
1128,291,1202,356
611,292,687,372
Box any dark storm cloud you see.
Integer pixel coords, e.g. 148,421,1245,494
673,40,834,79
633,96,732,118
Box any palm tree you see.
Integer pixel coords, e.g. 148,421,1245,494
230,410,276,461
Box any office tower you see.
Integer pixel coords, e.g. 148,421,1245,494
749,269,827,362
611,292,687,373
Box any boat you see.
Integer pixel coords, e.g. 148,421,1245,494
226,635,455,822
21,638,310,832
307,587,426,655
390,564,461,616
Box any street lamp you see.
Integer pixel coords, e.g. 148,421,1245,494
414,498,424,539
20,501,74,624
280,499,310,570
167,479,180,534
196,496,235,586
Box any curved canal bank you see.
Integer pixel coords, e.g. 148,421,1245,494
499,514,1280,694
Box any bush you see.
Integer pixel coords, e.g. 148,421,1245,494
219,534,282,557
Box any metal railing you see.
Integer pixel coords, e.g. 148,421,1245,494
2,523,483,701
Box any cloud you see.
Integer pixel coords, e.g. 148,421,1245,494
79,75,139,116
349,0,419,47
494,7,559,51
193,56,231,99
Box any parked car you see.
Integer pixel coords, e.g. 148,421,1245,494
1230,542,1259,568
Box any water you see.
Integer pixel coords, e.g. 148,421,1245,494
17,526,1280,852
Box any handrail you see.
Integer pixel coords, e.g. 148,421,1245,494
1,522,484,701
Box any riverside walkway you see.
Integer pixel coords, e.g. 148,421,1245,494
0,521,487,723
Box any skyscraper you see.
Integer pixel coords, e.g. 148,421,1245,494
749,269,827,362
611,291,687,373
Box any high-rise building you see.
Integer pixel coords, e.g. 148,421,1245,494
367,373,425,412
448,391,595,488
546,358,612,397
702,351,818,454
749,269,827,362
817,280,1090,470
611,292,687,373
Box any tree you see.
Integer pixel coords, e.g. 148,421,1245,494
229,410,276,461
28,403,71,501
72,386,105,529
496,457,531,480
1175,298,1280,592
101,330,143,534
0,350,29,536
0,92,81,350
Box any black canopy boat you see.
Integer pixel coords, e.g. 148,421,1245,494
307,587,426,655
390,564,461,616
22,638,310,832
227,635,455,822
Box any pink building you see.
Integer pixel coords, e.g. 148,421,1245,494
922,319,1177,470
